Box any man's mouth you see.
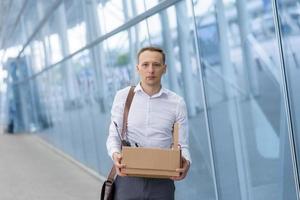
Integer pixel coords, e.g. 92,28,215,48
147,76,156,79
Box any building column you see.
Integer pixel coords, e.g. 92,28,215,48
214,0,252,199
236,0,260,96
82,0,107,112
123,0,143,85
56,3,78,103
20,17,39,131
175,1,197,116
159,8,180,93
36,1,53,129
131,1,140,84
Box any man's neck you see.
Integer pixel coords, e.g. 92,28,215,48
140,83,162,96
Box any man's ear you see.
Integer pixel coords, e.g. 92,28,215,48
136,65,139,71
163,64,167,74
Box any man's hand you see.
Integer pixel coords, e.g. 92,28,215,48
112,152,127,176
170,157,190,181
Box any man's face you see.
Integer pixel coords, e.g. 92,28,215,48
136,50,166,88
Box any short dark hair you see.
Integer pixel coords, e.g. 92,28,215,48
137,46,166,64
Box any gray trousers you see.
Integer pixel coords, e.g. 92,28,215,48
114,176,175,200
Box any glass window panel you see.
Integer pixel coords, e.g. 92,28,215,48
34,73,53,131
98,0,126,34
71,51,100,171
131,0,149,15
23,0,39,39
44,9,65,65
194,0,298,199
102,31,131,107
277,0,300,195
63,0,87,54
144,0,160,10
46,66,69,149
88,31,133,174
97,0,164,35
59,60,86,162
30,35,46,73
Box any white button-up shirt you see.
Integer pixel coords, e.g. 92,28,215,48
106,83,191,162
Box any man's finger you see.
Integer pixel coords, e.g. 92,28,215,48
114,160,126,168
116,167,127,177
170,175,183,181
176,168,185,172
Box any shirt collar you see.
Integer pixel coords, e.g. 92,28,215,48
134,82,168,97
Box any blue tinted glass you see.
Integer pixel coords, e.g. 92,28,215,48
194,0,298,199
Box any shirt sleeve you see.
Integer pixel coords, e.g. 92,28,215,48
106,89,126,160
176,98,192,164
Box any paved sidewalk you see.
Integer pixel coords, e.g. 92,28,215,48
0,133,102,200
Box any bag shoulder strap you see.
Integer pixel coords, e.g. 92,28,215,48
107,165,116,182
107,86,136,180
121,86,135,139
173,123,179,150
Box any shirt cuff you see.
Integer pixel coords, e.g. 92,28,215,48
108,147,121,161
182,149,192,164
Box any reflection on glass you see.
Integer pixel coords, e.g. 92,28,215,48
102,32,131,107
277,0,300,197
98,0,125,34
64,0,87,54
194,0,298,199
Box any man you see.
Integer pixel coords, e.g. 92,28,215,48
106,46,191,200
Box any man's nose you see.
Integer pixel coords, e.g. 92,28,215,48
148,64,155,72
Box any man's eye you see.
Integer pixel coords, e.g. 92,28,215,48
142,63,148,67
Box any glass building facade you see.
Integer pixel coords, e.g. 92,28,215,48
0,0,299,199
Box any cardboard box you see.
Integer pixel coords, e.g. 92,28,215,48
121,123,181,178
